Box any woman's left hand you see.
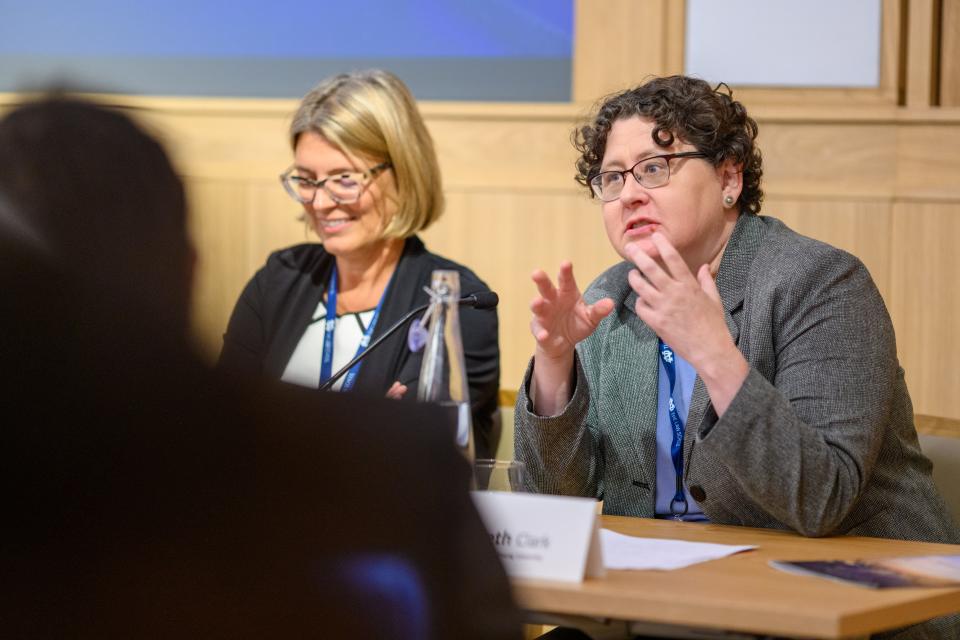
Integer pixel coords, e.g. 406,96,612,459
625,232,748,415
386,381,408,400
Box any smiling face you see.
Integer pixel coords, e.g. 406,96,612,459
293,131,397,259
600,116,741,273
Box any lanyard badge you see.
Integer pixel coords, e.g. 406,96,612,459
659,340,688,518
319,265,390,391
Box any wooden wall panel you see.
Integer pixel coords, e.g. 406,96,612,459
186,176,307,361
422,190,616,391
572,0,673,103
758,123,898,199
428,116,582,191
889,203,960,420
943,0,960,106
906,0,938,107
187,179,249,359
135,105,294,180
895,121,960,199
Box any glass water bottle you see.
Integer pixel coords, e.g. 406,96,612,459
417,270,475,463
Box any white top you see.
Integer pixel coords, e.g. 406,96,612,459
281,300,375,392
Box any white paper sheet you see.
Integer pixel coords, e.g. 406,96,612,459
601,528,755,570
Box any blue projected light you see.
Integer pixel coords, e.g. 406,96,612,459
0,0,573,100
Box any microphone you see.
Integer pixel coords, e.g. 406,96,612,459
317,291,499,392
463,290,498,310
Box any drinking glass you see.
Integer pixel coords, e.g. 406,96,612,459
473,459,528,492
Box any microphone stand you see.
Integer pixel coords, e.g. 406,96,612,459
317,293,491,392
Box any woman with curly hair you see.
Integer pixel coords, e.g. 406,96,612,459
515,75,958,545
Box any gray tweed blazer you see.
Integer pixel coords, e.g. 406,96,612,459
516,213,959,544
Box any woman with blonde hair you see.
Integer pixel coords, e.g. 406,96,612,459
220,70,500,456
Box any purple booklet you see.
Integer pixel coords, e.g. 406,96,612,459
770,555,960,588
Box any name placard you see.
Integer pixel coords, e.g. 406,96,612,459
471,491,604,583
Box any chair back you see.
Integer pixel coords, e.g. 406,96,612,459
919,433,960,522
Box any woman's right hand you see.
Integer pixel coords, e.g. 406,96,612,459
530,262,614,358
528,262,613,416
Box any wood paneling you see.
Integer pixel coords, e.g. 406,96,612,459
136,107,293,180
943,0,960,106
186,176,307,360
916,414,960,437
572,0,674,103
906,0,939,107
895,120,960,199
758,122,898,199
885,0,908,103
890,203,960,421
427,116,582,192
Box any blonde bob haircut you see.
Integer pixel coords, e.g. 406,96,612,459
289,69,444,239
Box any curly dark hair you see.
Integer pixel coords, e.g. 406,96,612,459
574,75,763,215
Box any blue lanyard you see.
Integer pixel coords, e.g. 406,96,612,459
320,265,390,391
658,339,688,517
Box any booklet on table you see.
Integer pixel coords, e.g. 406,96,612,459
770,555,960,588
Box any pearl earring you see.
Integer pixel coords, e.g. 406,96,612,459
723,195,735,207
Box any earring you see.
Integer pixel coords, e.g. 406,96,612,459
723,195,735,207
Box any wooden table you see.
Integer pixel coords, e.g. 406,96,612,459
511,515,960,639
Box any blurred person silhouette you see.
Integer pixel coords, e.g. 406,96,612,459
0,96,520,640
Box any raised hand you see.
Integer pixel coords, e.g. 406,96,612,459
625,232,748,416
528,262,613,416
530,261,614,360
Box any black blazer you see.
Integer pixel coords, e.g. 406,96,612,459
218,236,501,457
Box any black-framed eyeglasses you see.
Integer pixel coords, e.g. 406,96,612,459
280,161,391,205
589,152,708,202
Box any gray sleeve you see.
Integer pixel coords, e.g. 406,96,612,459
514,353,602,498
696,248,897,536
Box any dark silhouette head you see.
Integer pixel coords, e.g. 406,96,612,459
0,95,194,333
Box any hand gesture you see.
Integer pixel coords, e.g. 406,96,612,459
625,233,748,417
530,261,614,360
